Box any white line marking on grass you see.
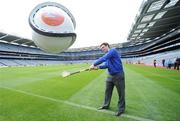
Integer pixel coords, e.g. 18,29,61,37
0,86,155,121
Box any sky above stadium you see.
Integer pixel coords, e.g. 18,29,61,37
0,0,143,48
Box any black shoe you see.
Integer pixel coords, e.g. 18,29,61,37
114,111,124,116
97,106,108,110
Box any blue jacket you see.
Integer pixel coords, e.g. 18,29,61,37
93,48,124,75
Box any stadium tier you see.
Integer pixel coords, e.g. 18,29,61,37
0,0,180,67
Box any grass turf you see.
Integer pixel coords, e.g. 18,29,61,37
0,64,179,121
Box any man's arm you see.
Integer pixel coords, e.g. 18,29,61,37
94,48,115,66
89,63,107,70
99,63,108,69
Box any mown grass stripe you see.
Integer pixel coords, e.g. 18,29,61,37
0,86,154,121
148,73,179,82
125,66,179,120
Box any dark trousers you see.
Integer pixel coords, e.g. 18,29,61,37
174,62,177,69
177,63,180,70
103,73,125,112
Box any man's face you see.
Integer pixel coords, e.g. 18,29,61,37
100,45,109,53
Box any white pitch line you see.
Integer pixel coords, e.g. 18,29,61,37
0,86,155,121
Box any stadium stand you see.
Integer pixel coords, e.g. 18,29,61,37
0,0,180,68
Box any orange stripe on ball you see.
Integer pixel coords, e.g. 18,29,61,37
41,12,64,26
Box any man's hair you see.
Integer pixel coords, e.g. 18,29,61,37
100,42,110,47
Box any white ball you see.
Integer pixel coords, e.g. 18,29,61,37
29,2,76,53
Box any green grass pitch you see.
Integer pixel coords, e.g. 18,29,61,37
0,64,179,121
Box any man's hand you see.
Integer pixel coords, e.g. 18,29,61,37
89,64,99,70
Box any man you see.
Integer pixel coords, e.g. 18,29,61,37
176,57,180,70
162,59,165,67
153,59,156,68
90,42,125,116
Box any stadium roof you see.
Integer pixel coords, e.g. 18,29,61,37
0,32,36,48
0,31,124,52
127,0,180,45
0,0,180,51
